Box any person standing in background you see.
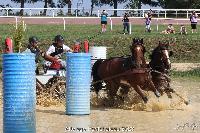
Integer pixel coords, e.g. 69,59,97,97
145,11,152,33
122,12,130,34
100,10,108,33
190,11,198,33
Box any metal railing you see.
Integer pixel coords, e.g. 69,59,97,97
0,8,200,18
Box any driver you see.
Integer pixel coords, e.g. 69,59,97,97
24,36,41,74
43,35,73,72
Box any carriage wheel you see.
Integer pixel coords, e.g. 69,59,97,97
46,76,66,102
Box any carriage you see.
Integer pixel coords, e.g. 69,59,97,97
35,38,189,105
36,65,66,102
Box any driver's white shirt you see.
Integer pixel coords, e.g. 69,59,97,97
45,44,71,67
46,44,71,58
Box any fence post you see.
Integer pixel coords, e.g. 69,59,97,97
165,11,167,18
63,18,66,31
98,10,100,17
76,9,78,17
52,9,55,17
22,20,25,31
142,10,144,17
24,24,27,31
156,18,159,32
176,10,177,18
29,9,32,16
187,11,189,18
6,9,8,16
15,17,18,29
129,22,132,34
110,18,112,31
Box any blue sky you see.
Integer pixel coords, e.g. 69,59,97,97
0,0,158,9
0,0,160,16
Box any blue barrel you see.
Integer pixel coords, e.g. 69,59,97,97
3,53,36,133
66,53,91,115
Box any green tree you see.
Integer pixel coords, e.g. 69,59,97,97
90,0,99,16
126,0,157,17
94,0,128,16
67,0,72,15
190,0,200,8
157,0,188,9
11,0,39,16
126,0,200,9
126,0,158,9
43,0,54,15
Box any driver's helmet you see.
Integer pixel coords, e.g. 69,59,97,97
29,36,39,44
54,35,64,43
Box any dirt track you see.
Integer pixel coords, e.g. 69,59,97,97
0,63,200,133
1,77,200,133
0,17,190,25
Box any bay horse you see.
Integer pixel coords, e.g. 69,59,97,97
92,38,161,103
149,42,189,105
149,41,174,98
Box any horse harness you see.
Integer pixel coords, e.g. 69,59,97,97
150,46,170,73
91,68,152,85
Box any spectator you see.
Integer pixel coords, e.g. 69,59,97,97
179,25,187,35
145,12,152,33
190,11,198,33
161,24,175,34
100,10,108,33
122,12,130,34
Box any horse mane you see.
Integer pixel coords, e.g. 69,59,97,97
150,45,168,58
149,45,170,72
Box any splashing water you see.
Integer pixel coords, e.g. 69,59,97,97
37,93,64,107
91,88,188,112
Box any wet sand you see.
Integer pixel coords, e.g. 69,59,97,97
0,77,200,133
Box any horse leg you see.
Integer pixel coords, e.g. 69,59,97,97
148,80,161,98
163,81,173,98
119,83,130,100
107,81,119,100
154,76,173,98
131,84,148,103
152,77,165,96
105,81,119,106
93,82,103,96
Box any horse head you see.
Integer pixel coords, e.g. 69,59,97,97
150,41,172,73
130,38,146,68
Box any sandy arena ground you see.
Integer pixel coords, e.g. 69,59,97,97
0,64,200,133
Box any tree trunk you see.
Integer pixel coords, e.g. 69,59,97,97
68,0,72,15
188,0,192,8
43,0,48,16
113,0,118,16
137,0,142,9
137,0,142,17
20,0,24,16
90,0,94,16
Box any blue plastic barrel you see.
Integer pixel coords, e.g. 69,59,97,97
66,53,91,115
3,53,36,133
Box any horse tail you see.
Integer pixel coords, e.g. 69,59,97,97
92,59,103,94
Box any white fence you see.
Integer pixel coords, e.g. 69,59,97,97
0,8,200,18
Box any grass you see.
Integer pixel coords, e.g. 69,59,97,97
0,23,200,63
171,68,200,79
